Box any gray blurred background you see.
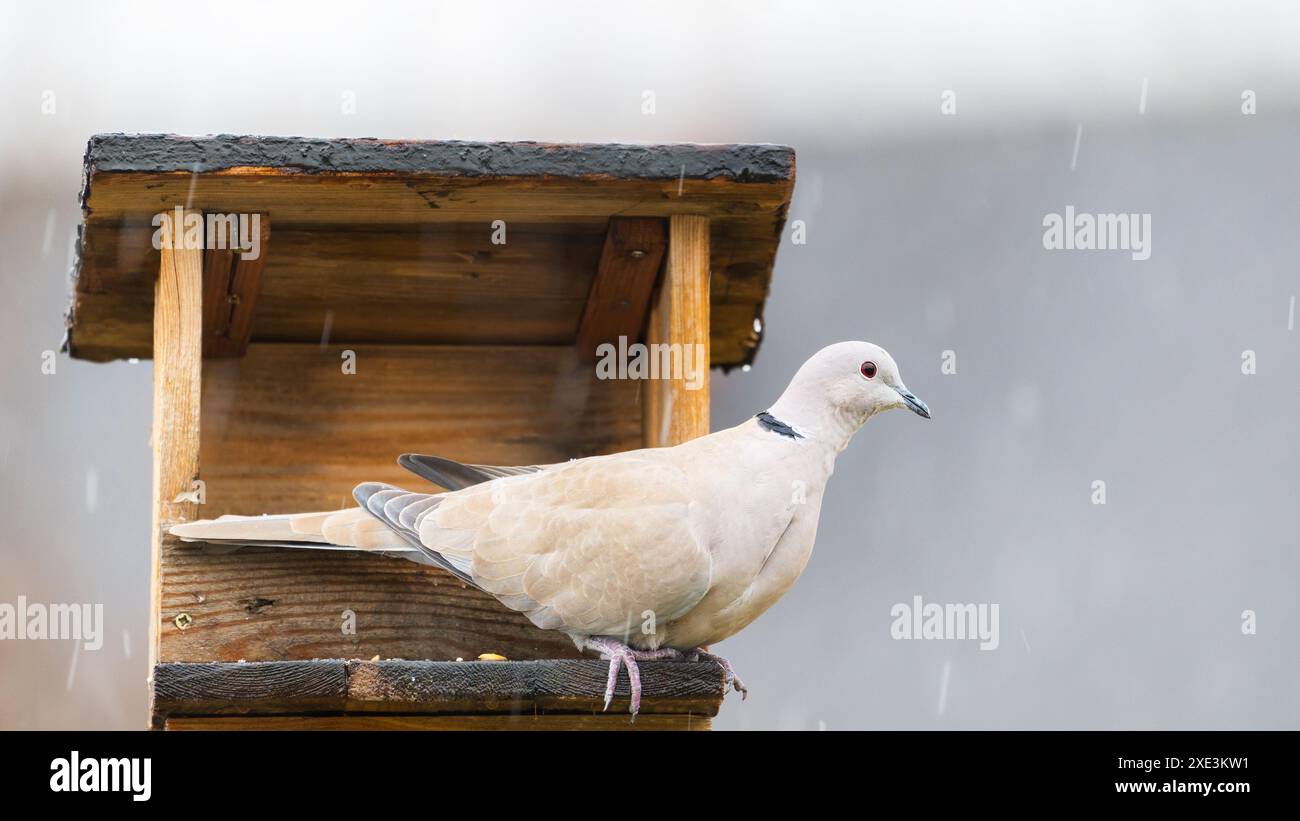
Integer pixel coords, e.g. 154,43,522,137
1,0,1296,729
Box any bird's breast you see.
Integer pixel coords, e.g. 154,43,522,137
662,461,827,648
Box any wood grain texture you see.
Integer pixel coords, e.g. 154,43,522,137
160,545,585,664
77,223,608,352
709,216,784,365
152,659,725,719
346,659,723,715
643,216,711,448
196,343,641,514
575,218,667,361
66,135,794,367
151,210,205,712
67,221,775,367
202,214,269,357
165,713,711,730
158,344,641,665
153,660,348,716
82,174,789,225
250,225,604,347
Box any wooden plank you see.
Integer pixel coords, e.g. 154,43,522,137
150,209,205,722
159,344,641,665
82,174,788,226
70,223,607,356
153,660,349,716
79,222,604,297
575,218,667,361
152,659,725,719
166,714,711,730
159,546,585,665
201,214,269,357
643,215,711,447
346,659,723,716
250,224,602,348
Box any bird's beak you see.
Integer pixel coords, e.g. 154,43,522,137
894,384,931,419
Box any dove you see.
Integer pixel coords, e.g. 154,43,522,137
172,341,931,718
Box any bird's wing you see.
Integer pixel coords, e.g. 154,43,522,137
414,451,714,636
351,483,477,583
398,453,552,491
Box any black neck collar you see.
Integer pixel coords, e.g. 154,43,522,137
755,411,804,439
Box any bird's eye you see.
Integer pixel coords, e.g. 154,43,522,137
860,361,877,379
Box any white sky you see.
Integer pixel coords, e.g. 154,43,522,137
1,0,1297,154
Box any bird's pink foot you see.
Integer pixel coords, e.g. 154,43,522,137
581,637,655,721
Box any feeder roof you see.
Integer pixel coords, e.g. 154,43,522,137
65,134,795,367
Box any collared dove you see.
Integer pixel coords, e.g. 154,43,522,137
172,341,930,718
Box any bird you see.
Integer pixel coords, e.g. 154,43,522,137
171,340,931,719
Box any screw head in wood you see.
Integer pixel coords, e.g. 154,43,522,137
174,613,194,630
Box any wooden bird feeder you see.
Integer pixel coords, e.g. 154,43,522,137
65,134,796,729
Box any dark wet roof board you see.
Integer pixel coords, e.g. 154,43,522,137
82,134,795,182
67,134,795,366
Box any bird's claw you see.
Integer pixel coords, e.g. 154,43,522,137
690,649,748,699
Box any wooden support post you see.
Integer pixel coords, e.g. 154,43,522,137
576,217,667,361
643,215,710,447
149,210,204,726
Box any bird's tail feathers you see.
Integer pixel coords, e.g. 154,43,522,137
168,482,478,584
168,506,422,558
